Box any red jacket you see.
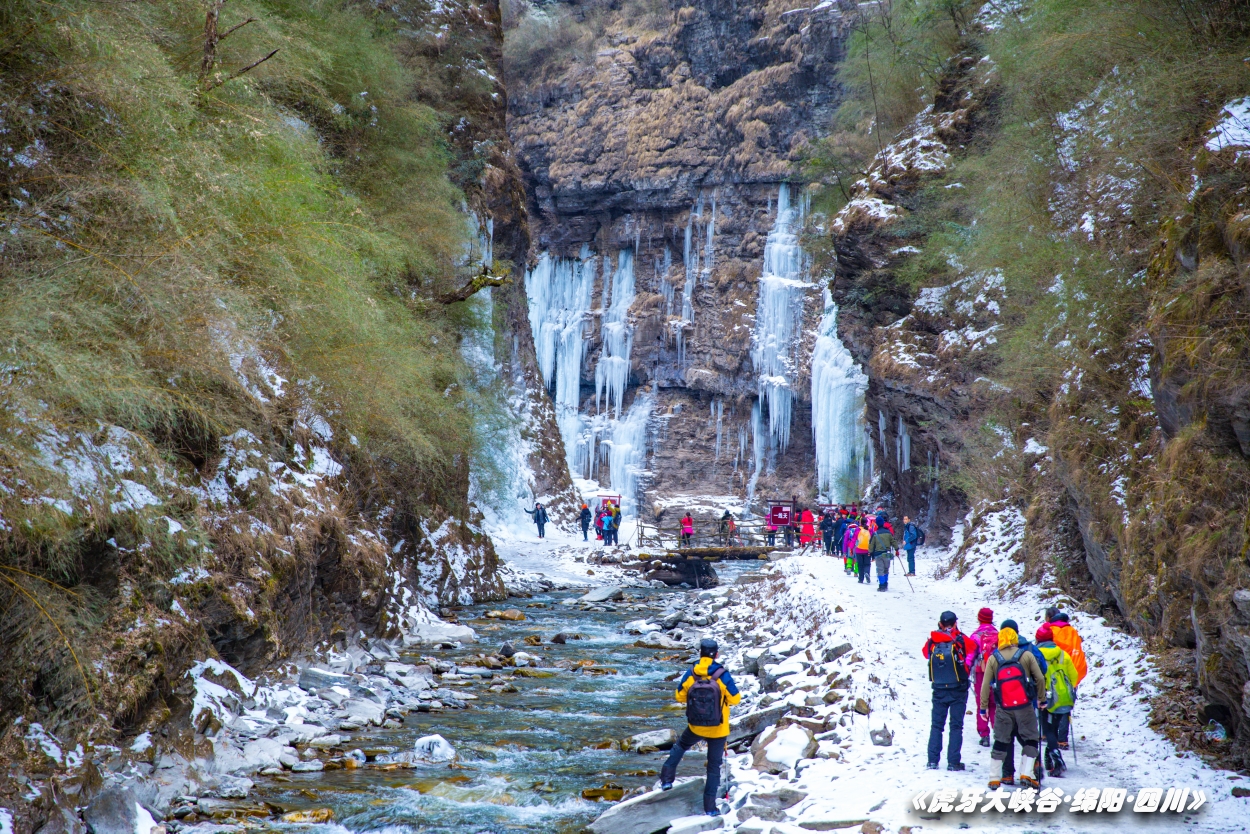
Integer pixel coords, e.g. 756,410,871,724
922,628,978,674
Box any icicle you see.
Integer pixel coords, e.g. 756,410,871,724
746,400,765,504
602,394,652,519
714,399,724,461
594,249,636,419
811,293,869,501
752,183,812,451
525,249,597,476
704,193,716,282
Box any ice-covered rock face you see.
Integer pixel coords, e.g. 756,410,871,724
507,1,859,512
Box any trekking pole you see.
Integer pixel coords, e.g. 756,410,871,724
1069,716,1077,765
894,552,915,593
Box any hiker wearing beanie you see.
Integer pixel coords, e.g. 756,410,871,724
979,624,1047,789
994,618,1049,783
969,608,999,747
1044,607,1088,688
662,638,741,816
922,611,979,771
1036,623,1079,776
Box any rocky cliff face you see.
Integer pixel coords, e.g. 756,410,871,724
507,0,888,523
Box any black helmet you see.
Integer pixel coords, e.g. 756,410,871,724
699,638,719,657
939,610,958,627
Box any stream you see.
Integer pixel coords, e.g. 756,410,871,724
251,562,757,833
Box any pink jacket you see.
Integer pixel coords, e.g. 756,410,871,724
969,623,998,672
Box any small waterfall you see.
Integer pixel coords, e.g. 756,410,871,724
752,183,813,451
595,249,636,418
810,292,869,501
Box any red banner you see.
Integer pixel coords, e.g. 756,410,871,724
769,504,793,527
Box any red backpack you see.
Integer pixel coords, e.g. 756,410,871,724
991,649,1036,710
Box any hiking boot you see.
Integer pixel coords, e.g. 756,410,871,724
926,762,939,770
947,763,965,771
999,776,1015,787
660,782,673,791
1019,775,1041,789
1058,741,1069,750
979,736,990,748
877,585,887,592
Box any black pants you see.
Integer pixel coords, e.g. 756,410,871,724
536,522,545,538
856,552,871,582
822,533,834,554
1040,710,1070,753
660,728,726,813
581,522,589,541
927,687,968,766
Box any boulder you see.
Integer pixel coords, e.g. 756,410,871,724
297,667,353,693
853,698,870,715
512,651,535,666
621,729,677,752
726,703,790,746
413,734,456,762
751,725,816,773
586,778,704,834
751,787,807,810
340,699,385,726
742,648,766,675
499,641,517,658
403,620,476,645
869,725,894,747
291,760,324,772
85,787,143,834
822,643,852,663
551,633,570,644
737,806,787,822
581,585,625,603
667,814,723,834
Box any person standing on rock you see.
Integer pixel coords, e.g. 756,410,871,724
922,611,978,771
969,608,999,748
523,502,548,538
901,515,922,576
661,638,741,816
579,503,592,541
868,521,898,592
980,624,1047,790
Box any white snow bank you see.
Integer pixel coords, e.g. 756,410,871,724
1207,97,1250,157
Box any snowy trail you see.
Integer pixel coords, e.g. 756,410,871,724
720,509,1247,832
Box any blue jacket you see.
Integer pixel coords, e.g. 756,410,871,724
903,523,920,546
1017,637,1049,676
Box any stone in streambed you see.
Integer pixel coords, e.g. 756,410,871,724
403,620,477,645
586,778,704,834
580,585,625,603
499,641,516,658
522,634,542,646
485,609,526,621
667,814,723,834
551,632,569,644
412,734,456,762
621,729,676,752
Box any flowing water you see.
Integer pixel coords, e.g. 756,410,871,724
253,563,758,833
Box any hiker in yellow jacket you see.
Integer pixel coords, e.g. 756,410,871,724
660,638,742,816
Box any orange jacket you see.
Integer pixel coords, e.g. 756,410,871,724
1048,622,1087,684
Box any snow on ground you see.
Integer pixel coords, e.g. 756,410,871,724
486,503,1248,829
703,507,1246,832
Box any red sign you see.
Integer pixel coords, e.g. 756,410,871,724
768,504,793,527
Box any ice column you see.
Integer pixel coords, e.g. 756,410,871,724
810,293,869,501
752,183,812,451
525,249,597,474
595,249,636,419
600,393,653,518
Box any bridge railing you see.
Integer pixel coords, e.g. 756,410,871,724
635,520,805,550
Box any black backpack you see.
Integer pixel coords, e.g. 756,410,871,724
927,637,967,690
686,667,726,727
916,526,927,546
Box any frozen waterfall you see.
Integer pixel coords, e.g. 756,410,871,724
752,183,813,451
525,250,596,474
810,292,869,501
595,249,636,419
599,393,653,518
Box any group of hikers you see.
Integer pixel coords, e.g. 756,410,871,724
529,500,622,543
832,507,925,592
923,605,1087,788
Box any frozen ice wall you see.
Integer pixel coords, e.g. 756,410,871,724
752,183,813,451
525,249,596,474
595,249,636,418
810,292,869,501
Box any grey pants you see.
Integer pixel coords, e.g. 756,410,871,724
991,705,1040,760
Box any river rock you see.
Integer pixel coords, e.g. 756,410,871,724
580,585,625,603
586,778,705,834
499,641,516,658
404,620,476,645
751,725,816,774
621,729,676,752
726,703,790,746
750,788,807,810
340,699,385,726
291,760,324,772
551,632,569,644
853,698,870,715
512,651,534,666
413,734,456,762
667,814,724,834
84,786,144,834
822,643,853,663
298,667,353,693
485,609,526,621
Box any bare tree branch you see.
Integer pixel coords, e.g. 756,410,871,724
218,17,257,43
435,266,511,305
202,49,279,92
